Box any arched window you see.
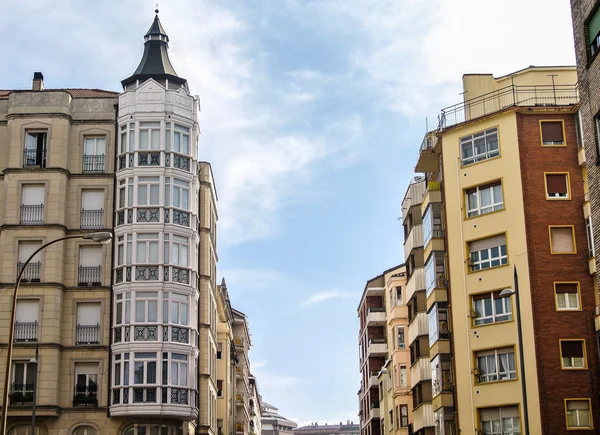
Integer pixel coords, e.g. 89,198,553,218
73,426,97,435
9,426,41,435
123,425,178,435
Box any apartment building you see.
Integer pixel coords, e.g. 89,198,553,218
217,279,236,435
294,422,360,435
358,265,413,435
248,376,262,435
413,65,599,434
261,402,297,435
570,0,600,360
233,309,252,435
0,73,118,434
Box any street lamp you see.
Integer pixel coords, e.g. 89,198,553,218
499,266,529,435
29,343,38,435
1,232,112,435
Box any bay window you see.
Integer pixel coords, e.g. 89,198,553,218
422,202,443,246
173,124,190,154
135,291,158,323
139,122,160,150
164,235,189,267
425,251,445,297
115,292,131,325
137,177,160,206
431,354,452,396
428,303,449,346
163,293,189,325
136,234,159,264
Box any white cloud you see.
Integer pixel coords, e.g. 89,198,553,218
219,268,284,292
300,290,352,308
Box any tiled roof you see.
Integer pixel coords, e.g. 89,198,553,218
0,89,119,100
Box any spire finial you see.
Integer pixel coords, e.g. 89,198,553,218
155,3,159,13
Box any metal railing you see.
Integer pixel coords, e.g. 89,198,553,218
20,204,44,224
438,84,579,130
76,324,100,345
82,154,105,173
23,148,46,168
78,265,102,286
73,384,98,406
81,209,103,228
10,383,34,404
14,321,37,342
17,261,41,282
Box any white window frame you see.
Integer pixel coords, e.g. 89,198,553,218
136,234,159,264
545,173,569,198
466,182,504,218
114,293,131,325
460,127,499,166
133,352,157,385
397,326,405,349
173,124,190,155
139,122,161,150
83,136,106,156
469,239,508,271
137,177,160,206
480,408,520,435
135,291,158,323
166,353,188,387
472,292,512,325
476,348,516,383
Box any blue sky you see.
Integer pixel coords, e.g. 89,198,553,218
3,0,576,426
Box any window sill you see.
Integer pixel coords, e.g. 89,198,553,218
471,317,514,329
560,366,588,371
467,262,510,275
541,143,567,148
460,154,501,169
545,196,572,201
475,377,518,386
556,307,582,312
465,207,505,221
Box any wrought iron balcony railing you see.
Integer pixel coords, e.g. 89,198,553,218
73,384,98,407
78,265,102,286
76,324,100,345
81,209,103,228
14,321,38,342
17,261,41,282
23,148,46,168
20,204,44,224
82,154,105,173
10,383,35,404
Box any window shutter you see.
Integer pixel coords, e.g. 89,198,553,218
82,190,104,209
589,8,600,45
469,234,506,253
77,303,101,324
16,300,39,322
22,185,45,205
541,122,564,143
478,181,501,191
500,406,519,418
546,174,568,194
567,400,589,411
480,408,500,421
555,283,578,294
472,293,490,301
18,241,42,262
80,246,102,266
561,341,584,358
551,228,575,253
76,362,99,376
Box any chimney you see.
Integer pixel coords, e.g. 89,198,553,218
32,72,44,91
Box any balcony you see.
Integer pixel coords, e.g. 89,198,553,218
438,83,578,131
366,307,386,326
20,204,43,224
415,133,440,173
235,338,245,348
408,312,428,345
366,338,387,357
369,401,380,420
405,267,426,306
76,324,100,345
9,383,34,405
82,154,105,173
111,386,197,419
113,324,192,345
367,372,378,389
402,177,426,220
236,422,246,435
81,209,104,228
411,357,432,386
14,321,37,342
404,224,424,259
23,148,46,168
412,403,434,432
73,384,98,407
78,265,102,286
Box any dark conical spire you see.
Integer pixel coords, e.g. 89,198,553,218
121,10,187,89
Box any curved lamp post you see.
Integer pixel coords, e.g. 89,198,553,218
1,232,112,435
499,266,529,435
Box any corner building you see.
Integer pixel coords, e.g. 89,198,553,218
110,13,204,435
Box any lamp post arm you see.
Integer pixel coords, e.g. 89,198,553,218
1,235,83,435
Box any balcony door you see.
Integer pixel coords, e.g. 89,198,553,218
76,303,101,344
21,185,45,224
15,300,39,342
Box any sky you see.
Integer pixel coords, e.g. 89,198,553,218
2,0,577,427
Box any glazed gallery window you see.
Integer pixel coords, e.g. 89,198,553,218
116,235,133,266
136,234,159,264
545,174,569,199
133,352,157,384
173,124,190,154
162,352,188,388
472,292,512,326
466,181,504,217
397,327,405,349
139,122,161,150
163,234,189,267
540,121,565,145
469,234,507,271
555,283,580,311
560,340,586,369
428,303,449,346
122,426,178,435
566,399,592,429
114,293,131,325
135,292,158,323
460,127,499,166
164,177,189,210
549,226,576,254
476,347,516,383
162,292,189,325
480,406,520,435
137,177,160,206
117,179,133,209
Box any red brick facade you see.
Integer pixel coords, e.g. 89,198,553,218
517,111,600,434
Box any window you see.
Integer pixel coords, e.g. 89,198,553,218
174,124,190,154
217,420,224,435
217,343,223,360
423,203,443,246
24,131,47,168
389,410,394,430
399,365,407,387
560,340,586,369
73,427,97,435
11,360,37,404
9,426,41,435
588,5,600,57
122,425,178,435
555,283,580,311
549,226,576,254
476,348,516,383
81,190,104,228
480,406,520,434
431,354,452,396
566,399,593,429
135,292,158,323
540,121,565,145
75,363,99,403
114,293,131,325
76,303,101,344
469,234,507,271
79,246,102,285
428,303,449,346
425,252,445,297
139,122,160,150
136,234,159,264
83,136,106,172
545,173,570,199
586,217,595,258
576,112,584,148
400,405,408,427
471,291,512,325
460,127,499,166
137,177,160,206
466,181,504,217
164,235,189,267
133,352,157,384
395,286,402,306
20,185,45,224
15,300,38,342
395,405,400,429
397,327,405,349
164,352,188,388
165,178,190,210
163,292,188,325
